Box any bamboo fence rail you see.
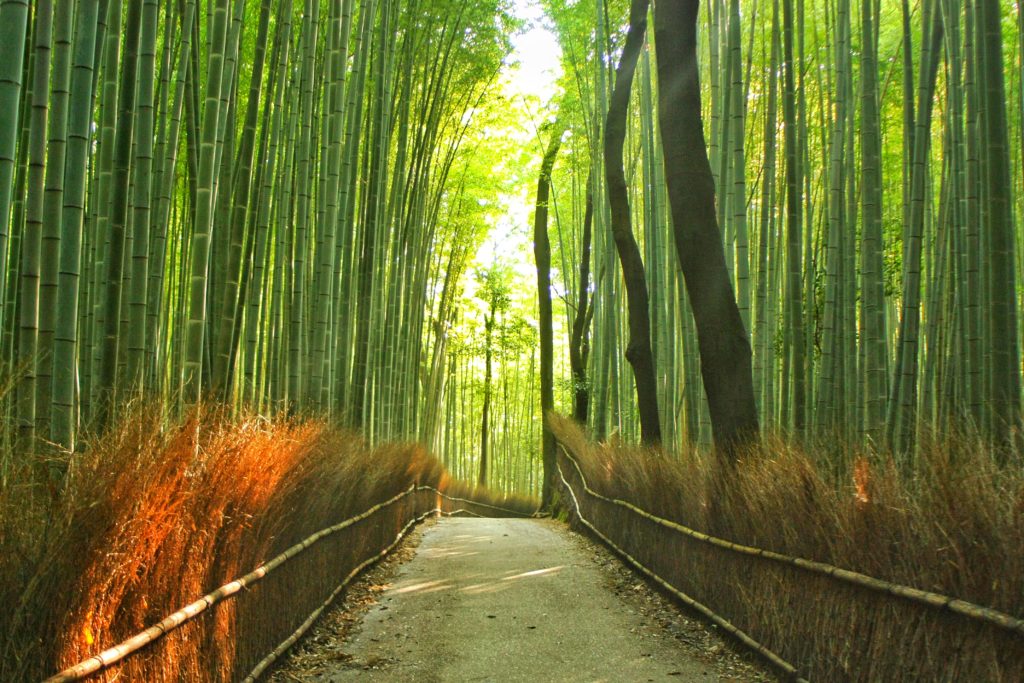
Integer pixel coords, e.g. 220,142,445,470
424,488,537,517
555,441,1024,637
555,458,809,682
44,486,528,682
242,505,472,680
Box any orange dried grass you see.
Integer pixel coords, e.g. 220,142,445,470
1,403,535,681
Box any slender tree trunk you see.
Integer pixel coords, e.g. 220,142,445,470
887,4,942,456
183,0,229,404
125,0,159,392
754,0,780,426
534,122,563,509
38,0,73,440
479,308,494,487
52,0,101,454
605,0,660,445
781,0,805,433
569,171,594,423
653,0,758,458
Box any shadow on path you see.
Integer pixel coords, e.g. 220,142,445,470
303,517,762,682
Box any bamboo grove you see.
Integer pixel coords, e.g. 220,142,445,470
0,0,516,468
1,0,1023,497
526,0,1024,460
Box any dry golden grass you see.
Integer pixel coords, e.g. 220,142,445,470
550,414,1024,682
0,404,535,682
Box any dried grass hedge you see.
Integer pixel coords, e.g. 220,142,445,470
0,406,534,682
550,414,1024,682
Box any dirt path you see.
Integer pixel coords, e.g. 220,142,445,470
271,517,772,682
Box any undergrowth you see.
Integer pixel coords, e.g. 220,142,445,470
0,403,534,681
550,414,1024,682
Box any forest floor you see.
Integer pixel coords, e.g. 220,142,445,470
268,517,773,682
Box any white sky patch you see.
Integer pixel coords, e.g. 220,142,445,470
504,0,563,104
473,0,563,279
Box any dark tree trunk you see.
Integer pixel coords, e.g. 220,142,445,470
534,122,563,510
569,170,594,424
652,0,758,458
781,0,805,432
479,308,494,487
605,0,661,446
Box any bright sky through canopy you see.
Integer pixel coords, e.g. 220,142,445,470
473,0,563,278
506,0,563,103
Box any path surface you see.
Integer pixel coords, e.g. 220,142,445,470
292,517,767,682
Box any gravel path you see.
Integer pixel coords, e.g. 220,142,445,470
270,517,773,682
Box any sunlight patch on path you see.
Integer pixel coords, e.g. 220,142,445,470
318,518,746,682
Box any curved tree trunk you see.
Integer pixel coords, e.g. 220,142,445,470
569,170,594,424
605,0,661,446
652,0,758,459
534,121,563,509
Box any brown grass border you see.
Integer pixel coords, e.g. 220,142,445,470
43,484,529,683
557,444,1024,637
0,407,537,682
556,455,809,681
551,416,1024,681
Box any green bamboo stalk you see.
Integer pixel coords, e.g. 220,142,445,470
183,0,230,404
0,0,30,334
125,0,160,392
859,0,887,443
16,0,54,446
52,0,101,454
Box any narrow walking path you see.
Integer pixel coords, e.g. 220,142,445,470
275,517,771,682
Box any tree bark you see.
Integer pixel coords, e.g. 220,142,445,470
479,306,494,487
652,0,758,458
569,171,594,424
534,122,563,509
781,0,805,432
605,0,661,446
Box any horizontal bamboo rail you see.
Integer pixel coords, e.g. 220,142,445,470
423,487,537,517
556,442,1024,638
243,506,478,680
44,483,530,683
555,460,809,682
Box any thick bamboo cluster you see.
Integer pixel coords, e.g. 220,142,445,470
0,0,512,460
